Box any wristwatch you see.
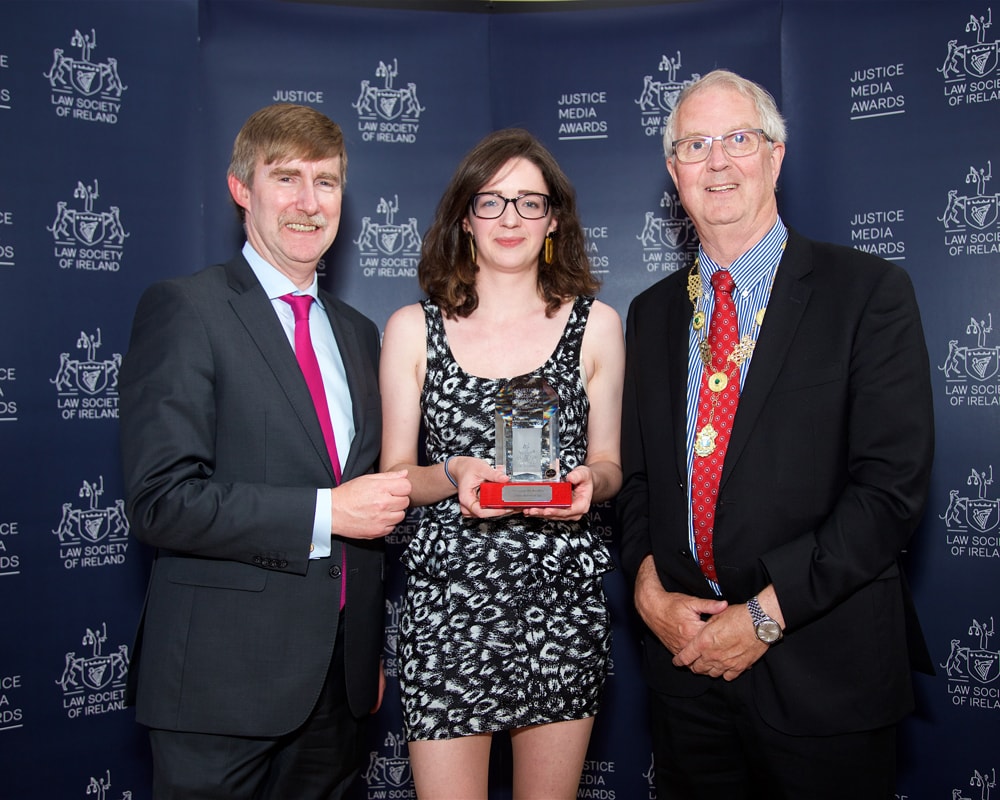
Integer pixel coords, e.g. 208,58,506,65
747,595,783,644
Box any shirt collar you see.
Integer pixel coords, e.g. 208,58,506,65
697,218,788,290
241,241,324,308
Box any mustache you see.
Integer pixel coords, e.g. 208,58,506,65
282,214,327,228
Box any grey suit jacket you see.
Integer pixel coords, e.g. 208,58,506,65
120,254,384,737
618,228,934,736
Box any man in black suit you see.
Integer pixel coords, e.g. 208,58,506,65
618,70,934,799
120,103,411,799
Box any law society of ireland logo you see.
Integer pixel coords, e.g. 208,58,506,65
940,162,1000,256
353,59,424,143
939,313,1000,407
383,598,402,679
51,329,121,420
48,179,129,271
53,476,129,570
83,770,133,800
637,191,698,274
387,506,421,547
941,466,1000,559
356,195,421,278
952,767,997,800
643,753,657,799
940,9,1000,107
56,623,129,719
636,51,700,138
362,730,413,797
942,617,1000,711
44,28,127,123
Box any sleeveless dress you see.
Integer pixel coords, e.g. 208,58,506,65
398,296,614,741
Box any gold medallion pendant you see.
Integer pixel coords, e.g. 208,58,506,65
708,371,728,392
694,423,718,457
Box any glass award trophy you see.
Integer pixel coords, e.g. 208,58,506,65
479,375,572,508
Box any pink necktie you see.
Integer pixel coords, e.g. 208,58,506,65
281,294,342,484
281,293,346,609
691,270,739,583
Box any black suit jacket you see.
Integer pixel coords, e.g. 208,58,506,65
618,228,934,736
120,254,384,737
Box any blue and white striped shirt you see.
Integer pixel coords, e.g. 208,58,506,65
684,218,788,592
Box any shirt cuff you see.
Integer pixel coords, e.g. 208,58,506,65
311,488,332,559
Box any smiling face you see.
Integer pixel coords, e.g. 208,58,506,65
228,154,343,287
462,157,557,275
666,85,785,257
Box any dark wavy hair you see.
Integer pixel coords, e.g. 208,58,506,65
419,128,599,319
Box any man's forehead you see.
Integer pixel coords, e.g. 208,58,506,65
258,154,342,174
677,87,758,129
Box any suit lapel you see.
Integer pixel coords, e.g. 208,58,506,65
723,231,813,484
657,275,694,483
224,256,338,483
319,291,369,481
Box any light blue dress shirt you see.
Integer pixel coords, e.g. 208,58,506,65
243,241,356,558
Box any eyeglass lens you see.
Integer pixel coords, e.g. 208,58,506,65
471,193,549,219
674,130,764,163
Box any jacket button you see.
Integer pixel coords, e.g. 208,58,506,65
329,565,342,579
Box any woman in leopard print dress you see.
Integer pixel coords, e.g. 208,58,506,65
380,129,624,799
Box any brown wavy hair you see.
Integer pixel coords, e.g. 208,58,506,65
419,128,599,319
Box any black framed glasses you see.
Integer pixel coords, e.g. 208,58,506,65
470,192,551,220
671,128,773,164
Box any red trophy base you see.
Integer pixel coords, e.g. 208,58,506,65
479,481,572,509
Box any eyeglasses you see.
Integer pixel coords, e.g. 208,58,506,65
470,192,551,220
671,128,773,164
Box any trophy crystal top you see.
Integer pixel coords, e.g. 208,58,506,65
494,375,561,482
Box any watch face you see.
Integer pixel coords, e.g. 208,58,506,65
756,620,782,644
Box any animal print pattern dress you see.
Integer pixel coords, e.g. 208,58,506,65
398,297,613,741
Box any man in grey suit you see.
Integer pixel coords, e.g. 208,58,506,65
120,103,411,799
618,70,934,799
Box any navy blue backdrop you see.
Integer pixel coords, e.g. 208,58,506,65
1,1,998,798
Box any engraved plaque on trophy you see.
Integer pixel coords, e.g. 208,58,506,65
479,375,572,508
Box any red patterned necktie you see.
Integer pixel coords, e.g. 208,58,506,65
281,293,346,608
691,270,739,583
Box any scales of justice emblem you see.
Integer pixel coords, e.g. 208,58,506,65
638,191,697,250
352,58,425,123
362,731,412,792
355,195,422,257
939,162,1000,233
940,314,1000,384
53,477,129,546
954,767,997,800
51,329,122,397
43,28,127,98
48,180,129,248
939,9,998,80
85,770,133,800
941,466,1000,536
56,623,129,694
636,51,700,116
942,617,1000,687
